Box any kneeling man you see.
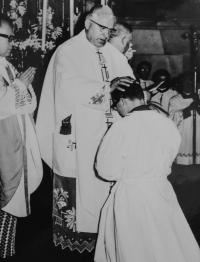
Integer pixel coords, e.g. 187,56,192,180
94,81,200,262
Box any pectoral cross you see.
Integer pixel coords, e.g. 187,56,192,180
96,48,113,130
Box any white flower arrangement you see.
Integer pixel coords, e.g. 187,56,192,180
8,0,62,53
8,0,27,31
124,43,136,60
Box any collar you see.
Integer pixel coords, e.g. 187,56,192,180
126,104,151,115
0,56,9,67
181,92,194,99
157,87,169,93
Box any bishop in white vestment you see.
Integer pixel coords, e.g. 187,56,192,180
169,71,200,164
36,5,134,252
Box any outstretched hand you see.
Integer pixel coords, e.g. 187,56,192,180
110,76,135,93
17,67,36,89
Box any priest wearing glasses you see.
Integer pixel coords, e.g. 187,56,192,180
0,17,43,258
36,5,135,254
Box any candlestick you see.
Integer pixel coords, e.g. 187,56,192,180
62,0,65,27
2,0,4,13
41,0,48,51
70,0,74,38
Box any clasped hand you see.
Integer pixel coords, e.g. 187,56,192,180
110,76,135,93
17,67,36,89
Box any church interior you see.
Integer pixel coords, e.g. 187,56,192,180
1,0,200,261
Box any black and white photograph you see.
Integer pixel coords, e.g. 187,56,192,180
0,0,200,261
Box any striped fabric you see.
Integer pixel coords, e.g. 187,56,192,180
0,210,17,258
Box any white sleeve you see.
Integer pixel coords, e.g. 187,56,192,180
0,75,36,120
169,97,184,133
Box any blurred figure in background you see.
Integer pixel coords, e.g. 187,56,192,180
109,22,132,55
150,69,177,116
136,61,154,90
169,71,200,165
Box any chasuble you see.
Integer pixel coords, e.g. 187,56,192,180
36,29,134,251
0,57,43,217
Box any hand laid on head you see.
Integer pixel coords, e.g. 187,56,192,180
110,76,135,93
17,67,36,89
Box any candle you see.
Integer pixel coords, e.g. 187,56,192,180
41,0,48,51
39,0,41,11
70,0,74,38
101,0,105,5
2,0,4,13
76,7,78,14
62,0,65,27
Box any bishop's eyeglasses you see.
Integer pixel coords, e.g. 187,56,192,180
0,33,15,42
89,19,116,36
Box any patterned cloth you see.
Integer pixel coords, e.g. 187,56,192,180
0,210,17,258
53,174,96,252
53,46,112,253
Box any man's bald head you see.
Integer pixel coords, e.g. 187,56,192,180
86,5,115,24
85,0,95,13
111,22,132,38
85,5,116,48
0,15,12,26
109,22,132,54
0,18,12,32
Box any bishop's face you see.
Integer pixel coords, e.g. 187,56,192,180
0,22,14,58
85,16,115,48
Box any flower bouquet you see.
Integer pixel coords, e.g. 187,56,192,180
7,0,62,70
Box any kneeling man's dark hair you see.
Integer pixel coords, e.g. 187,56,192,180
111,81,144,108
